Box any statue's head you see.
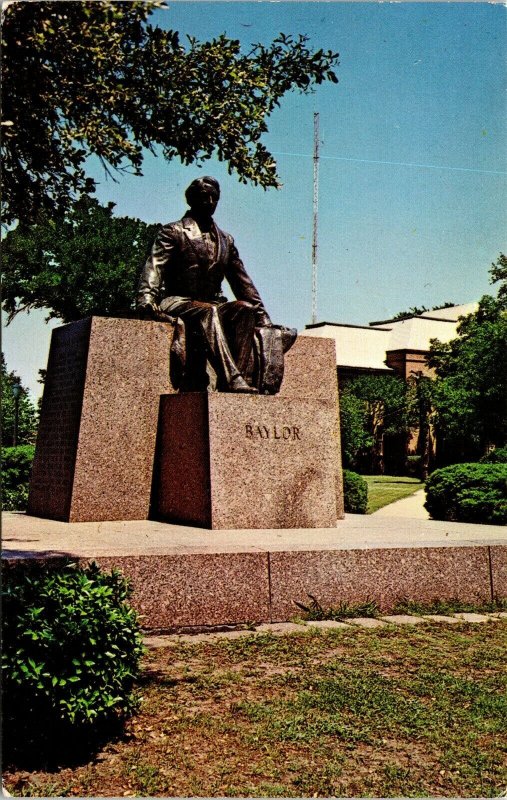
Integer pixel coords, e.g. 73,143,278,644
185,176,220,219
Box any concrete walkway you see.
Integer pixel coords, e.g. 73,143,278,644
372,488,430,519
144,611,507,646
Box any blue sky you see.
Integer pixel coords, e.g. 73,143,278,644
3,1,506,398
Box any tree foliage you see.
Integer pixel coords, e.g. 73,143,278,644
489,252,507,306
339,392,371,469
406,372,434,479
1,0,339,224
428,255,507,461
390,302,456,322
1,354,38,446
1,198,159,323
339,375,410,473
2,445,35,511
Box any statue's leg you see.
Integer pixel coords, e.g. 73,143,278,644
161,297,255,392
218,301,257,377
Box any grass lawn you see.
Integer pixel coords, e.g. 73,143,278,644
4,621,506,798
365,474,423,513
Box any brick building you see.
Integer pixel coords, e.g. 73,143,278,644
301,303,478,471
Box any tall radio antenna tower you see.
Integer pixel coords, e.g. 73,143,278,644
311,112,320,325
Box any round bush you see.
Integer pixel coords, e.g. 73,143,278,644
343,469,368,514
2,561,144,736
425,463,507,525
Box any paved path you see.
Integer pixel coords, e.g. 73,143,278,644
144,612,507,646
372,488,430,519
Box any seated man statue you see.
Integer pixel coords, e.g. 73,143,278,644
137,176,296,394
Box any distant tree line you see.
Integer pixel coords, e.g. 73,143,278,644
390,302,456,322
1,354,38,447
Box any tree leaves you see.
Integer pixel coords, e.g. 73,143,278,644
340,375,410,472
1,355,38,446
1,2,339,224
428,257,507,457
1,198,159,323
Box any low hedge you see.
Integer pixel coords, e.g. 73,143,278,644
343,469,368,514
425,462,507,525
480,447,507,464
2,444,35,510
2,561,144,759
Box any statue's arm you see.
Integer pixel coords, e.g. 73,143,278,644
137,224,177,314
225,237,272,326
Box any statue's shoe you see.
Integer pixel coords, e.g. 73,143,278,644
229,375,259,394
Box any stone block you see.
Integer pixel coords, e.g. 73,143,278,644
281,336,339,403
28,317,175,522
422,614,460,624
154,393,339,529
3,511,505,630
27,317,343,525
281,336,344,517
92,552,270,628
268,546,493,620
348,618,387,628
490,545,507,599
305,620,351,630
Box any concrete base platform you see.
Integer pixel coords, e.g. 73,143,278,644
3,512,506,630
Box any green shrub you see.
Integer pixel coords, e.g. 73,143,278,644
480,447,507,463
425,463,507,525
343,469,368,514
2,444,35,510
406,454,422,477
2,561,144,741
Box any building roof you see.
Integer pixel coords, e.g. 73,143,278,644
369,302,478,327
301,303,478,368
418,302,478,321
302,323,392,371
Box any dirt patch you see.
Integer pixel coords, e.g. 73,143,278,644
4,622,506,797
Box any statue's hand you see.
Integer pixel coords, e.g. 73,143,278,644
138,299,160,320
256,313,273,328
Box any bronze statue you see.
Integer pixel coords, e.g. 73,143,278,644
137,176,296,393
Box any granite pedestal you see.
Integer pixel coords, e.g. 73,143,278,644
28,317,343,528
27,317,175,522
27,318,344,525
155,393,339,529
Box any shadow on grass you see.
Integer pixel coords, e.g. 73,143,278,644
137,668,199,689
2,712,129,772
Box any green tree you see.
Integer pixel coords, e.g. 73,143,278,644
1,198,160,323
489,252,507,306
1,1,339,225
428,255,507,463
1,354,38,446
339,375,410,473
339,392,371,469
406,372,434,479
